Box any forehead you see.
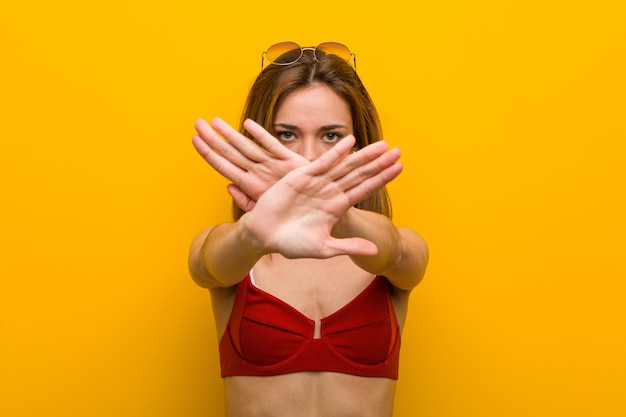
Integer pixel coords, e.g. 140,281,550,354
275,84,352,124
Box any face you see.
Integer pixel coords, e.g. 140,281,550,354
273,84,353,161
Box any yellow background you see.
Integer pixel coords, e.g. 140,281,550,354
1,1,624,416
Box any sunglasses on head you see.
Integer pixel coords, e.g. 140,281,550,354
261,41,356,71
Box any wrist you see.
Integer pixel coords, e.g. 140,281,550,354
331,207,358,238
237,212,271,257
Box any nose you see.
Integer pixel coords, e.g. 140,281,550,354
299,138,325,161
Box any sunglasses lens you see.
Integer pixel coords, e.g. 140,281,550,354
266,41,302,65
316,42,352,61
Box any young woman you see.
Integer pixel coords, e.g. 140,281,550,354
189,41,428,417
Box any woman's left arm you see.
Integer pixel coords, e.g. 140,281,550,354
332,208,428,291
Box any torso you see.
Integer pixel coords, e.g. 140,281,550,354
209,254,411,417
223,372,396,417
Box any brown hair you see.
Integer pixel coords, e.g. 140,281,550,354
233,49,392,220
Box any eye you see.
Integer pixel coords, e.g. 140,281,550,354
276,131,297,142
321,132,342,143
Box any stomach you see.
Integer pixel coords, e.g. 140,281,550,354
223,371,396,417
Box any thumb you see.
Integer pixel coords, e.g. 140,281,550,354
227,184,256,212
323,237,379,258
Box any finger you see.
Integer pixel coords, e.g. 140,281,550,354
344,162,404,206
211,118,273,163
192,134,247,183
227,184,256,212
325,141,391,180
336,147,401,191
243,119,304,161
300,135,356,177
195,118,255,170
321,236,379,258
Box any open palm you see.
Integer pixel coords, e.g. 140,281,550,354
241,134,403,259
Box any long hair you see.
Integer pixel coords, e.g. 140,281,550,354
233,49,392,220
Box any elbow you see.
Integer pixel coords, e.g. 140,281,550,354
385,230,429,291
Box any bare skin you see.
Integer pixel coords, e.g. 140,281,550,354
210,255,408,417
190,85,428,417
223,373,397,417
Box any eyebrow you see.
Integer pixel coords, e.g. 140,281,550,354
273,123,349,132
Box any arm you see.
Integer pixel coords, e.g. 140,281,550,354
192,117,427,290
188,220,265,289
332,208,429,291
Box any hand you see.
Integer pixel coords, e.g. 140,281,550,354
193,118,308,211
193,117,400,213
241,134,403,259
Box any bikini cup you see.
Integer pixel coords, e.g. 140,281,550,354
232,275,397,369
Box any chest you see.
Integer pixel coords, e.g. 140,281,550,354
251,255,376,321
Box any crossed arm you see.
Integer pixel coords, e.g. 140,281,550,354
188,118,428,290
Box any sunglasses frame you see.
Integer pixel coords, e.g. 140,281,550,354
261,41,357,71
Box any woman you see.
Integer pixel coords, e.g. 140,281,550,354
189,41,428,417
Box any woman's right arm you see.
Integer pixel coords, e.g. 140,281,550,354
188,219,266,289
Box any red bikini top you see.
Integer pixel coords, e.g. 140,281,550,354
219,273,401,379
